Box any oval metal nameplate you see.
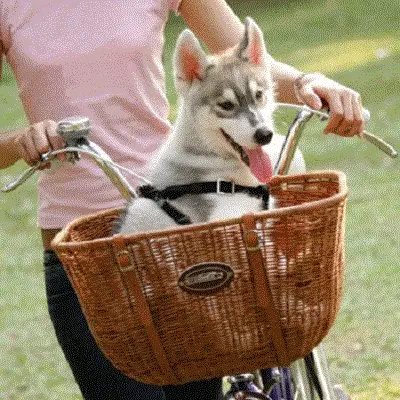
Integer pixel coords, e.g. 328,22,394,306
178,262,234,295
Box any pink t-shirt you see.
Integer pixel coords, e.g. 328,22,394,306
0,0,181,228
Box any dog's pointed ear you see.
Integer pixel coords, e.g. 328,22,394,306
174,29,208,89
237,17,269,66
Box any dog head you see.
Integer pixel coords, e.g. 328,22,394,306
173,17,275,162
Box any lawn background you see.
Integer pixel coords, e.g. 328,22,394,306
1,0,399,398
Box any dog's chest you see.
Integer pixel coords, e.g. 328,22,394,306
204,193,264,221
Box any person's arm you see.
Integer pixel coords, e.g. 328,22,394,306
177,0,302,102
178,0,244,53
0,128,24,169
178,0,365,137
0,50,66,169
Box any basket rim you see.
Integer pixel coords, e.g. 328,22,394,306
52,170,347,250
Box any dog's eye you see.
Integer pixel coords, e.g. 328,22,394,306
218,101,236,111
255,90,264,101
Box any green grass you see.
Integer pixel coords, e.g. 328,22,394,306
1,0,400,398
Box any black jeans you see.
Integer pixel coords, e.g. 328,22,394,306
44,250,223,399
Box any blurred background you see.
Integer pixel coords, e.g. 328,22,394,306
1,0,399,398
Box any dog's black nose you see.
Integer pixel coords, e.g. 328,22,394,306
254,128,273,145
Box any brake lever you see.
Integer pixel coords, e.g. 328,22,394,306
2,164,41,192
1,151,57,192
362,131,398,158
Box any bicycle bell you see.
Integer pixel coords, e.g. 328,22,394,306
56,116,91,163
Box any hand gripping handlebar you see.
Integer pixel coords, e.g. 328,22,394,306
1,108,397,194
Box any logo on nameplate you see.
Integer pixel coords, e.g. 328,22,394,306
178,262,234,295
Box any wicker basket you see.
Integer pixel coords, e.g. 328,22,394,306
52,171,347,386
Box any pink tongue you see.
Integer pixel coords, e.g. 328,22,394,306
245,147,273,183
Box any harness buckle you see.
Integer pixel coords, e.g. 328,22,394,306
217,179,235,195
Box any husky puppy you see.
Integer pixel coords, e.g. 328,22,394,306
117,18,304,234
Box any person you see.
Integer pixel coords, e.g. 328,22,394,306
0,0,365,398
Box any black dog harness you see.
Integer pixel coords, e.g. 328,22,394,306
138,181,270,225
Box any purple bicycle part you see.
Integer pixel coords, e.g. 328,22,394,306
224,374,270,399
224,368,295,400
261,368,294,399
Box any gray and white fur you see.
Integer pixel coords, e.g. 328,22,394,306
117,18,305,234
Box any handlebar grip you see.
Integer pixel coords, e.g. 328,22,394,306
362,108,371,122
321,107,370,122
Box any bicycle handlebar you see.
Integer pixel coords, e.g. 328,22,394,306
274,109,314,175
1,106,398,195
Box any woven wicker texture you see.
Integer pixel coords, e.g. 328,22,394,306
52,171,347,385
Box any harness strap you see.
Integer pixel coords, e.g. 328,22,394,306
160,201,192,225
139,181,269,202
138,181,270,225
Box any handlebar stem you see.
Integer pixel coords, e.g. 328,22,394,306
274,110,314,176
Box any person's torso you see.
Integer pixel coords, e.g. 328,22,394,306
0,0,179,227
